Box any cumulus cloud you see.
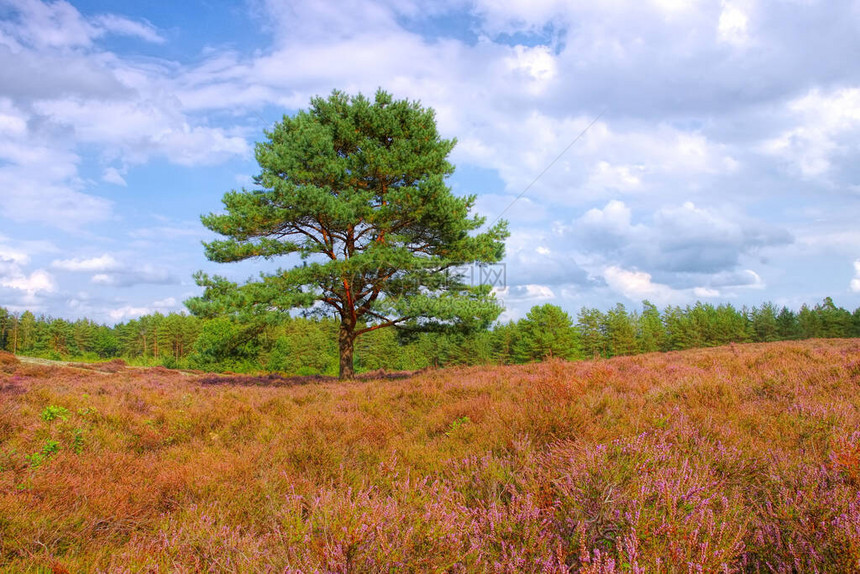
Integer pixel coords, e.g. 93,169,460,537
0,45,129,100
1,269,55,294
91,265,176,288
50,253,177,288
0,239,56,303
567,200,791,278
125,0,854,220
51,254,121,272
708,269,765,289
586,162,644,193
574,200,644,252
505,45,557,94
501,284,557,305
163,0,740,216
653,202,791,273
603,266,688,307
503,228,593,288
32,98,249,167
0,184,113,229
108,297,179,321
761,88,860,178
0,244,30,266
0,97,114,228
0,1,247,231
717,1,751,47
599,265,750,307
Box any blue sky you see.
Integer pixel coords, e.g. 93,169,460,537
0,0,859,324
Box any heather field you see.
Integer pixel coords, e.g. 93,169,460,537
1,340,860,572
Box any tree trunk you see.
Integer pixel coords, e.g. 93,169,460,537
338,322,356,379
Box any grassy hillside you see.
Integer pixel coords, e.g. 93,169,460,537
1,340,859,572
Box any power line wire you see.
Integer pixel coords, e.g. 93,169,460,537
488,108,607,228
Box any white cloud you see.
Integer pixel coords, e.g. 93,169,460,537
693,286,720,298
457,114,738,210
502,284,556,304
108,297,179,321
1,0,96,49
0,109,27,136
0,239,58,305
710,269,765,290
90,14,164,44
0,98,115,228
32,99,250,167
472,0,569,35
102,166,127,186
586,161,644,192
0,2,245,232
91,264,175,287
579,199,637,236
652,0,699,14
0,186,113,229
0,244,31,265
603,266,685,306
718,1,750,46
505,45,557,94
51,254,120,272
502,227,592,287
562,200,789,297
851,259,860,293
108,305,157,321
154,125,250,166
603,264,764,305
523,284,555,299
762,88,860,178
0,0,163,49
49,252,177,288
1,268,55,295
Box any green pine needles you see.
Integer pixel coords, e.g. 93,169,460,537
188,89,508,378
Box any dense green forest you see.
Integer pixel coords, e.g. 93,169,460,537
0,298,858,375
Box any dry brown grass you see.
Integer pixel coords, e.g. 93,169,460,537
0,351,19,368
1,339,859,571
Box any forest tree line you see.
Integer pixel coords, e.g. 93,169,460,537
0,297,858,375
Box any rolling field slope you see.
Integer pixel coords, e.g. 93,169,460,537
1,340,860,572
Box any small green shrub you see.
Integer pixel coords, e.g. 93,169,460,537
71,428,85,454
41,405,70,422
446,416,471,437
26,439,60,467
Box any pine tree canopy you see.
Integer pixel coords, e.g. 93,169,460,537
187,89,509,378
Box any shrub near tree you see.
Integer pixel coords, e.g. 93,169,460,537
190,317,264,372
267,318,337,375
188,89,508,379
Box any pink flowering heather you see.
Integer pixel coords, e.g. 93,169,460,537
0,339,859,571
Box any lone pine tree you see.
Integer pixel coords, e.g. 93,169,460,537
188,89,508,378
